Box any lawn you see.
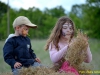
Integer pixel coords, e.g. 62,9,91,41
0,39,100,75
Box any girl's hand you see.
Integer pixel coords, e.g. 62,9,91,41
14,62,22,69
35,58,41,63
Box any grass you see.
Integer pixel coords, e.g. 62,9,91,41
31,39,52,66
0,38,100,75
89,39,100,70
0,41,11,73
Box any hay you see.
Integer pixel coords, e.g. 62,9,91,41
51,58,66,72
0,67,75,75
19,66,75,75
65,30,88,68
64,30,92,75
1,67,75,75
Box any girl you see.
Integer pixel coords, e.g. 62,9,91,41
45,16,92,75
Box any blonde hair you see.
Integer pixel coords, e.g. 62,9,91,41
45,16,76,51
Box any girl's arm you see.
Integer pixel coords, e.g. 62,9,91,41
84,45,92,63
49,43,68,63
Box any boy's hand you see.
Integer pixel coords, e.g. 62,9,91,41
14,62,22,69
35,58,41,63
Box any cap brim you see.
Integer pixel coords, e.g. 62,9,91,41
26,23,37,28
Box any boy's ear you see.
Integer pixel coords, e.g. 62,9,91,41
15,26,20,30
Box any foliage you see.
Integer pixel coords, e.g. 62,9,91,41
0,1,7,21
69,0,100,38
0,0,100,39
0,4,66,39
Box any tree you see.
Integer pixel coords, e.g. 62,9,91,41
0,4,67,39
83,0,100,38
0,1,7,20
69,4,84,29
69,0,100,38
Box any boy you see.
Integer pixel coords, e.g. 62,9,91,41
3,16,41,75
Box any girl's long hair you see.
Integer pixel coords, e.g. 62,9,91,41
45,16,76,51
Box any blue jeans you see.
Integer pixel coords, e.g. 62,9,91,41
12,62,42,75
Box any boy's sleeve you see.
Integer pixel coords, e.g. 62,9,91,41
29,44,37,59
3,38,16,68
27,37,37,59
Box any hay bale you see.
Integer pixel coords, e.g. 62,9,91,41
0,67,75,75
19,66,75,75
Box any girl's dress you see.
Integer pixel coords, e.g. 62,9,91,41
59,61,79,75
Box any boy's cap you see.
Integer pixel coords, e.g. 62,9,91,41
13,16,37,28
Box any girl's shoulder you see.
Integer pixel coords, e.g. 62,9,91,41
49,42,56,50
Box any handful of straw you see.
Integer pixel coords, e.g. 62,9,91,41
65,30,88,71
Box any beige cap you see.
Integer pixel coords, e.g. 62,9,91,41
13,16,37,28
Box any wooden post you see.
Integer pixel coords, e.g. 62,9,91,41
7,0,10,36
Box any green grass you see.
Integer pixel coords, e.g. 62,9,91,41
0,41,11,73
89,39,100,71
0,39,100,75
31,39,52,66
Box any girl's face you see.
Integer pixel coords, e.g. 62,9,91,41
61,22,73,39
18,25,30,37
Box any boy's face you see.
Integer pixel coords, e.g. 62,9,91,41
16,25,30,37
